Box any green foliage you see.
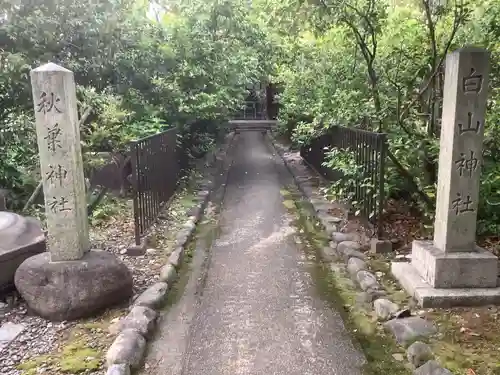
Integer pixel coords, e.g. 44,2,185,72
260,0,500,236
0,0,273,210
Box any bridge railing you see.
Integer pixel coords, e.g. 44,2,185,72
233,101,265,120
131,128,185,245
300,125,387,237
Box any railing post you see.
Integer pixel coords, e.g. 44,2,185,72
132,142,141,245
377,133,387,239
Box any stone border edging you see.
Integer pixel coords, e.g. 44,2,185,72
104,131,236,375
267,133,453,375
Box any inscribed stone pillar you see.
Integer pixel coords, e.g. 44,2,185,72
30,63,89,261
433,47,490,253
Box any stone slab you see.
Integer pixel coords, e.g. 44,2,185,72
383,316,436,346
392,261,500,308
412,240,498,288
0,322,25,351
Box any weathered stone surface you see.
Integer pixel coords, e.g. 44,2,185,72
412,240,497,288
133,282,168,309
125,244,146,256
407,341,434,368
106,329,145,369
384,317,437,346
183,220,196,232
347,257,366,279
338,241,362,254
31,63,90,261
356,271,380,291
175,230,190,247
168,247,184,269
0,322,25,351
331,232,358,243
343,248,367,262
373,298,399,321
0,212,46,289
323,223,338,235
110,306,157,337
106,364,131,375
433,48,490,253
320,246,337,261
370,239,392,254
159,263,177,284
413,360,453,375
15,250,132,321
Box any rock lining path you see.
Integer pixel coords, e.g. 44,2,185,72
143,131,365,375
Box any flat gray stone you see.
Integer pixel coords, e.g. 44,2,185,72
338,241,362,253
133,282,169,309
407,341,433,369
159,263,177,284
413,360,453,375
320,246,337,261
0,322,25,351
106,329,145,369
168,247,184,269
356,271,380,291
384,317,437,346
15,250,133,321
106,364,131,375
175,231,190,247
347,258,366,279
331,232,358,243
373,298,399,321
110,306,157,337
343,248,366,262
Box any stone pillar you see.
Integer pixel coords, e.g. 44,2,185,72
391,47,500,308
14,63,133,321
30,63,89,261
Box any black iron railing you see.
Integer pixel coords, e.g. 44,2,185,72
131,128,183,245
233,101,265,120
301,125,387,237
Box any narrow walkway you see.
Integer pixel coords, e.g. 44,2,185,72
145,132,365,375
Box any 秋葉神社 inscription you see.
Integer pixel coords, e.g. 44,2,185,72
31,63,89,261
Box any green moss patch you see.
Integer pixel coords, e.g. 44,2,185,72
17,309,125,374
279,185,410,375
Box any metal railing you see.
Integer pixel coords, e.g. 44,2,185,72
233,101,265,120
300,125,387,237
131,128,183,245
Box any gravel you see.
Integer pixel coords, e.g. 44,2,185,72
0,193,196,375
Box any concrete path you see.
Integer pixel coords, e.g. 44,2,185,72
143,132,365,375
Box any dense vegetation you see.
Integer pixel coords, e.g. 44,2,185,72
0,0,271,208
1,0,499,236
258,0,500,236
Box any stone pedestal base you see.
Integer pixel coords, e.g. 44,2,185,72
412,240,498,288
15,250,133,321
392,262,500,308
392,240,500,308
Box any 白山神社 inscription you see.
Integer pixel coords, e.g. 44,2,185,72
391,47,500,307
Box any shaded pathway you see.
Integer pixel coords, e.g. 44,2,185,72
144,131,365,375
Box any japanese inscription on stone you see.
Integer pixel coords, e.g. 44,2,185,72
31,63,89,261
433,47,490,252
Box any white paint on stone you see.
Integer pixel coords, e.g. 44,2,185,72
30,63,89,261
